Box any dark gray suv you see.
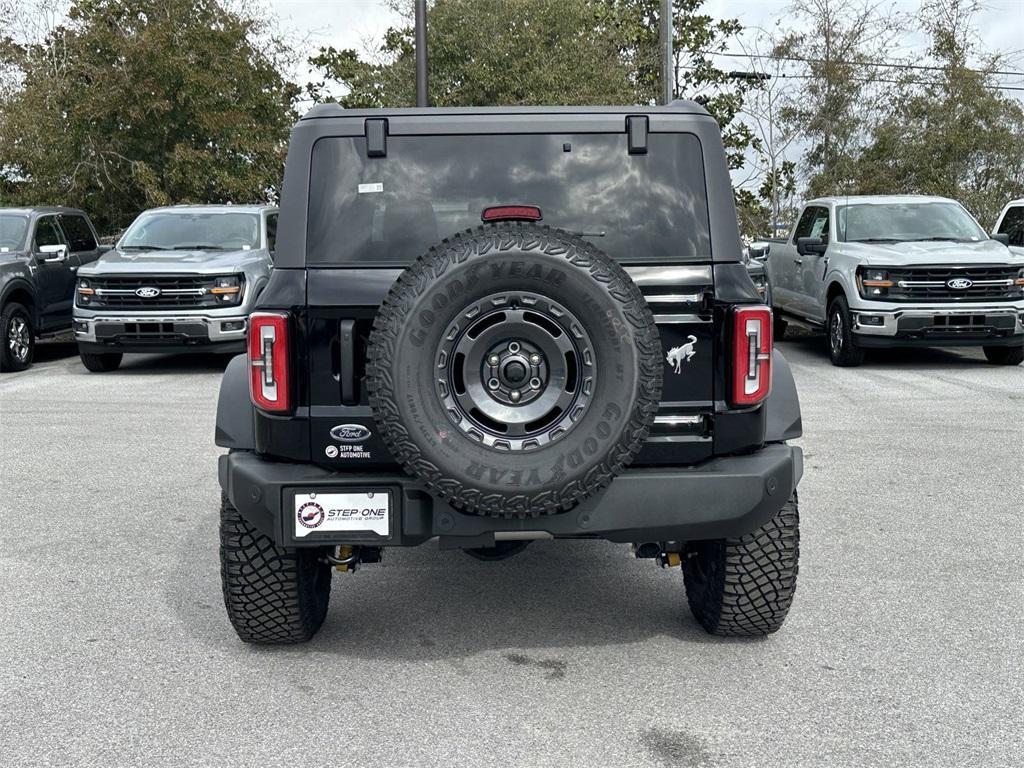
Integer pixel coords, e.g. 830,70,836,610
0,207,103,371
215,103,805,644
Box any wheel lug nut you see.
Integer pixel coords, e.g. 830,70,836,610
487,378,500,391
488,354,499,365
510,390,521,402
530,377,541,389
530,354,541,365
508,342,521,353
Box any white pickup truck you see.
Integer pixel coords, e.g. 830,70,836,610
994,198,1024,256
757,195,1024,366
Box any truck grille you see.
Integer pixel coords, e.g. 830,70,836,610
83,275,240,309
887,266,1022,302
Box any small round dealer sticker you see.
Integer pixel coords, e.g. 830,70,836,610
297,501,325,529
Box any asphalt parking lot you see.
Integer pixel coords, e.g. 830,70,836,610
1,333,1021,768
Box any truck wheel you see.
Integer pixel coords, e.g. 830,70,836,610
0,302,35,372
219,493,332,644
367,222,662,519
827,296,864,367
983,344,1024,365
683,494,799,636
80,351,123,372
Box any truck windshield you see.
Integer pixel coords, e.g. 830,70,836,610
0,214,29,250
306,133,712,265
120,212,260,251
837,202,987,243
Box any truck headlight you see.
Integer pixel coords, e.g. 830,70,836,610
210,275,243,305
857,269,894,299
77,278,94,305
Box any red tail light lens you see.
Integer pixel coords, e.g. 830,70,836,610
731,305,773,407
248,312,291,413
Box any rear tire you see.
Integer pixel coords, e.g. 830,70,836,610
80,351,123,372
683,494,799,636
0,302,35,372
219,493,332,644
827,295,864,367
464,540,531,561
983,344,1023,366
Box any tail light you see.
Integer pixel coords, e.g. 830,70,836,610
731,305,772,407
249,312,291,412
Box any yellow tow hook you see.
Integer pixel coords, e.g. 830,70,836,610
334,545,356,573
658,551,682,568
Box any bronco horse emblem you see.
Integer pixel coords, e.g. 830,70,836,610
666,336,698,374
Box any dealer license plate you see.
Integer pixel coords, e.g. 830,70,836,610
293,491,390,538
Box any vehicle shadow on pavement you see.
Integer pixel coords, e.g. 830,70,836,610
33,337,79,363
173,526,738,658
778,329,993,368
105,353,236,375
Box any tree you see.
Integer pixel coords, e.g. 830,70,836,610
0,0,299,233
308,0,755,166
774,0,902,197
850,0,1024,226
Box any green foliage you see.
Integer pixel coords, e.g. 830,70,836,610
849,0,1024,226
0,0,299,233
307,0,754,164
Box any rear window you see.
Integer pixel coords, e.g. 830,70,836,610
306,133,712,266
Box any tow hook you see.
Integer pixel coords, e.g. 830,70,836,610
657,552,682,568
632,542,682,568
322,545,382,573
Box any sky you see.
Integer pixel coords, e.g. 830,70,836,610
267,0,1024,88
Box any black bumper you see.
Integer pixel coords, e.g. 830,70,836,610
219,444,803,548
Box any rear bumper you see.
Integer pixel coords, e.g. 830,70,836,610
851,304,1024,345
219,443,803,548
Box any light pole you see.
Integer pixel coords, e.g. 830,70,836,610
415,0,428,107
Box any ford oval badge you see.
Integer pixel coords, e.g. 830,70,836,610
946,278,973,290
330,424,372,443
136,286,162,298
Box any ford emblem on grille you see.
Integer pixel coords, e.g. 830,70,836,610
330,424,372,443
946,278,973,290
135,286,162,298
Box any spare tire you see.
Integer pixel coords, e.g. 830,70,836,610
366,222,662,518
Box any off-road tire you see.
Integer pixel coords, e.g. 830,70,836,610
366,222,662,519
827,295,864,367
219,493,331,644
683,494,800,636
983,344,1024,366
80,351,123,372
0,302,34,372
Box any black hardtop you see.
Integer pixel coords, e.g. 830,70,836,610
275,101,743,270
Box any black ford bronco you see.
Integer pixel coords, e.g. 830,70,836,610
215,103,804,644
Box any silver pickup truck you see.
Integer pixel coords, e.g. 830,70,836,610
74,204,277,371
759,195,1024,366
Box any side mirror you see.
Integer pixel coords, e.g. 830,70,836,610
38,244,69,262
749,241,771,260
991,232,1010,246
796,236,827,257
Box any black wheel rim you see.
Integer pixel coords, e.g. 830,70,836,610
829,309,843,355
436,291,595,451
7,314,30,363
